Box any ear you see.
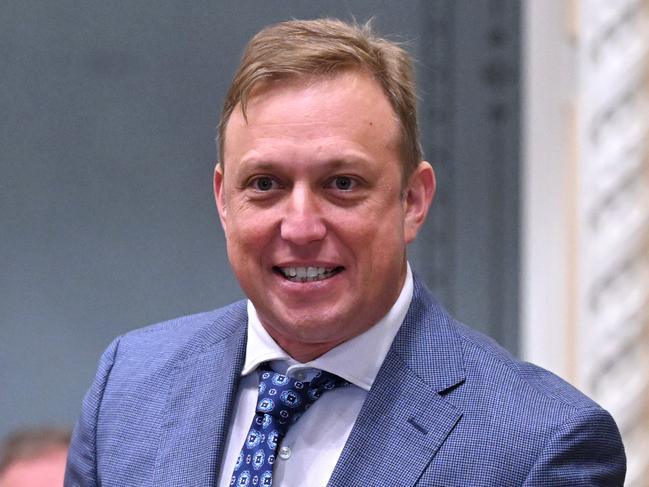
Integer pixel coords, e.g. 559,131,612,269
213,163,227,230
403,161,436,243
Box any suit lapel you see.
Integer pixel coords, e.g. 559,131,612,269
328,351,462,486
153,310,247,486
328,278,466,486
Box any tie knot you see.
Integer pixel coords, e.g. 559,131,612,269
255,368,348,435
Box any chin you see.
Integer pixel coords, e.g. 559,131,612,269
269,311,348,340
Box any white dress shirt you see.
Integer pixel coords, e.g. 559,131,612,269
218,265,414,487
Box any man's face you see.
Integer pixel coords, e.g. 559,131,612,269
215,70,434,361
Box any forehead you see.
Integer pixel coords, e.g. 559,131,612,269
222,70,401,166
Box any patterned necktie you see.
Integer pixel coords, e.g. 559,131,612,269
230,366,349,486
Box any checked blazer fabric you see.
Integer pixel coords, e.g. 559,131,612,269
65,276,626,486
231,367,349,486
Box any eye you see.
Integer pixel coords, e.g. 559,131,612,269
330,176,357,191
250,176,279,191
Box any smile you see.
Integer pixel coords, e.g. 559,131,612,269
274,266,343,282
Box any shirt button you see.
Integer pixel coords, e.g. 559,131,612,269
279,445,291,460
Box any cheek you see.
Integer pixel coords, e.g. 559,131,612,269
339,209,405,261
226,210,277,253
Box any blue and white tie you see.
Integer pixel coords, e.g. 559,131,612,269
230,366,349,486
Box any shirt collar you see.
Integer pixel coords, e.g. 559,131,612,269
242,263,414,392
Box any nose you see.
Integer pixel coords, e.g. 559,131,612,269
280,185,327,245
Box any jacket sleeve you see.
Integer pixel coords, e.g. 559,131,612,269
522,406,626,486
64,337,121,487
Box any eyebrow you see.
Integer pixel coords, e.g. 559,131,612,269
237,155,374,173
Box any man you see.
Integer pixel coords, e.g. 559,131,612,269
66,18,625,486
0,427,70,487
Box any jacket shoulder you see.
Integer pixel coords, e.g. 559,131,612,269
409,281,625,484
454,321,597,413
115,300,248,361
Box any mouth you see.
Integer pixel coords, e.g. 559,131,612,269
273,266,344,282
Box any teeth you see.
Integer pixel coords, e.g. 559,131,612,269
279,266,338,282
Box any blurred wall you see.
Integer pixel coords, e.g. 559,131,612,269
523,0,649,484
1,0,521,437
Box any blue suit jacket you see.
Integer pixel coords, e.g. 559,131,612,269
65,278,625,486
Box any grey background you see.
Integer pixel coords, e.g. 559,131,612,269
1,0,520,437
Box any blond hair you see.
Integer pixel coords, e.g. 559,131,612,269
217,18,422,179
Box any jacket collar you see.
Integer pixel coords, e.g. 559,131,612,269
390,275,466,393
